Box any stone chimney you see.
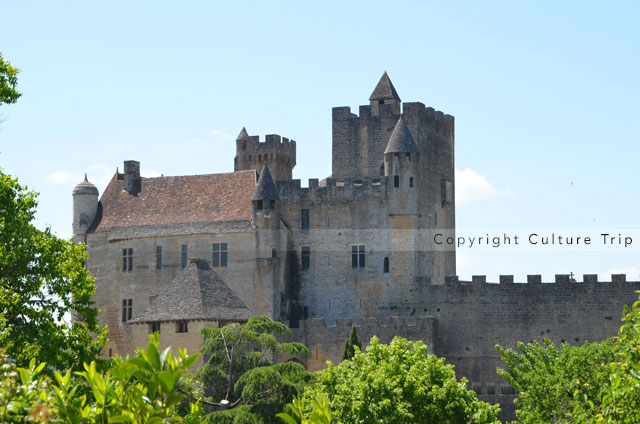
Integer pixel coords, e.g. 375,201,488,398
123,160,140,194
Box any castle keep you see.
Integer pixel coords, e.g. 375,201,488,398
73,73,639,418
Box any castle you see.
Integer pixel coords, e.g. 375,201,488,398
73,73,639,419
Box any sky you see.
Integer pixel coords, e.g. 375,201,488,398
1,0,639,282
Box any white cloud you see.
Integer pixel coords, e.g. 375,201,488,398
210,129,232,139
600,267,640,281
187,138,205,145
45,170,82,184
455,168,498,204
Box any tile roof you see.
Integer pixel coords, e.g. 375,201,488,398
91,170,257,232
130,259,252,323
384,116,419,154
369,71,401,102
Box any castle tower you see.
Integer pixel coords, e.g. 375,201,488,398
251,164,284,318
384,116,418,207
332,72,402,179
72,174,99,239
235,128,296,183
369,71,401,116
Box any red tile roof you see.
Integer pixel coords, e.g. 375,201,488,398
92,170,257,231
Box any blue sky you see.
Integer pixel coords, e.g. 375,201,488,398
1,0,638,281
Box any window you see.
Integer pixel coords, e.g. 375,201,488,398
269,200,275,209
176,321,188,333
301,209,309,230
156,246,163,269
256,200,263,210
121,299,132,322
351,245,365,269
394,175,400,188
213,243,228,267
384,257,390,273
380,164,385,176
122,248,133,272
181,244,187,268
301,246,310,270
272,248,277,258
149,322,161,334
409,177,414,187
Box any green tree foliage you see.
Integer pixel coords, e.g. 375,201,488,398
0,334,203,423
0,170,107,372
572,294,640,423
277,394,333,424
340,325,361,362
497,338,613,423
195,316,312,423
0,53,21,105
304,336,501,424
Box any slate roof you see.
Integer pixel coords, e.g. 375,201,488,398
91,170,257,232
73,174,99,196
237,127,249,139
384,116,419,154
130,259,252,323
252,164,280,201
369,71,401,101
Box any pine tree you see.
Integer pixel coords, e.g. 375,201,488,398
341,325,362,361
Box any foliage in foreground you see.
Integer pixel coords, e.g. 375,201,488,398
0,334,203,423
0,170,108,372
498,293,640,424
304,336,501,424
0,52,21,105
340,325,361,362
194,316,312,423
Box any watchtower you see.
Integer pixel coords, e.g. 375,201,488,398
234,128,296,183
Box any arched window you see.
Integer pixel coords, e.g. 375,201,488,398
383,257,390,273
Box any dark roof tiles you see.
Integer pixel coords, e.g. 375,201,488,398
369,71,401,102
130,259,252,323
252,164,280,201
384,116,419,154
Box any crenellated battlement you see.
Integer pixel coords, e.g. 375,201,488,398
443,274,639,285
277,176,388,201
235,132,297,181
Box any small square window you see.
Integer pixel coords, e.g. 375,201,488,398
176,321,188,333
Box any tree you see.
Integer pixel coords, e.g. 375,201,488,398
0,170,107,372
0,53,21,106
497,338,613,424
572,294,640,423
194,316,312,423
0,334,204,423
340,325,361,361
304,336,501,423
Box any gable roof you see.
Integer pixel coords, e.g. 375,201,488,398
384,116,419,154
369,71,401,102
130,259,252,323
91,170,257,232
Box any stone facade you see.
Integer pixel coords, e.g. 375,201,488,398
73,73,639,420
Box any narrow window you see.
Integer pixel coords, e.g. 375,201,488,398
176,321,188,333
109,348,112,357
301,246,310,270
409,177,414,187
122,248,133,272
301,209,309,230
352,245,365,268
303,306,309,320
256,200,263,210
121,299,132,322
156,246,163,269
181,244,187,268
384,257,390,273
149,322,161,334
213,243,228,267
380,164,385,176
394,175,400,188
272,248,277,258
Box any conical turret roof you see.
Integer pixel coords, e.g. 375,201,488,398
73,173,99,195
384,117,419,154
237,127,249,140
252,164,280,201
369,71,401,101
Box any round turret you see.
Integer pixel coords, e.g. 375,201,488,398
72,174,99,237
